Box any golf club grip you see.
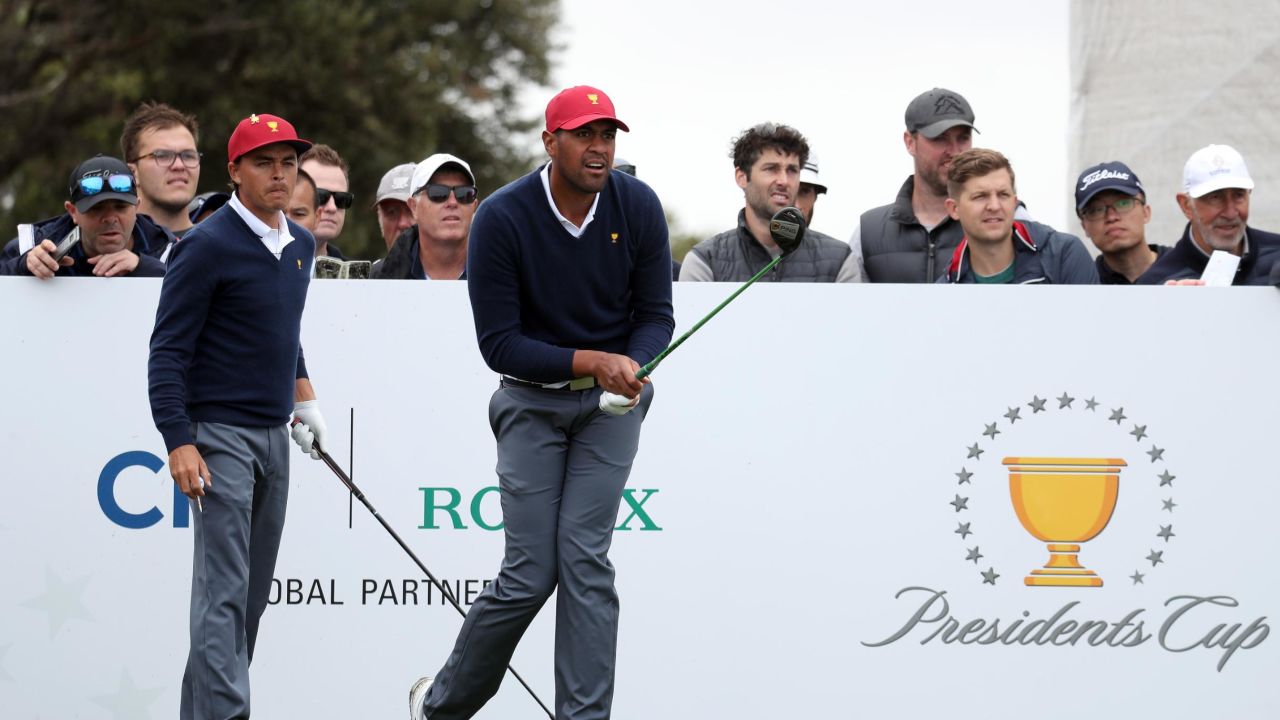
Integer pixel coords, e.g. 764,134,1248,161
313,446,556,719
636,254,784,379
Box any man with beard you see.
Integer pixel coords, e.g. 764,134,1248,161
854,88,979,282
410,84,674,720
121,102,201,244
680,122,856,282
1137,144,1280,285
0,155,170,278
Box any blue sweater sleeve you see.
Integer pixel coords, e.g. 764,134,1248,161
624,191,675,365
148,235,216,452
467,201,577,379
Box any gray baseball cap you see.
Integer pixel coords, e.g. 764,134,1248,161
374,163,417,205
905,88,979,139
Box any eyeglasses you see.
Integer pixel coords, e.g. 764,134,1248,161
133,149,202,168
1080,196,1144,221
316,188,355,209
417,183,478,204
78,172,134,197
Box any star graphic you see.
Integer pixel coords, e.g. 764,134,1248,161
983,423,1001,440
1085,397,1099,411
1057,392,1075,409
1109,407,1126,425
1004,407,1022,424
1146,549,1164,566
955,467,973,485
982,567,1000,585
1028,395,1047,413
1158,470,1176,486
967,443,984,459
1131,571,1145,585
90,668,165,720
1162,498,1177,512
966,546,983,564
1147,445,1165,462
955,522,972,539
951,494,969,512
1130,424,1148,441
21,568,94,639
1158,524,1175,542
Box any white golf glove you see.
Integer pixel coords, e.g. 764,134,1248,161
598,391,638,416
291,400,328,460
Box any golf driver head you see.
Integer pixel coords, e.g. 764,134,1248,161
769,206,806,256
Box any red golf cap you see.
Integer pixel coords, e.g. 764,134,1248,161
545,86,629,133
227,113,313,162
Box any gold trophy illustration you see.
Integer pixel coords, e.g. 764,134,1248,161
1003,457,1126,587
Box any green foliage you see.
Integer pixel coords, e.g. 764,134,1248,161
0,0,559,259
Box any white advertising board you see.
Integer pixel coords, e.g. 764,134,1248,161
1,279,1278,718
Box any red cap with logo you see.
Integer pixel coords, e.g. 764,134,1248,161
226,113,313,163
545,86,630,133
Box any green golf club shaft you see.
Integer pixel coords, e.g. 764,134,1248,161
636,254,783,380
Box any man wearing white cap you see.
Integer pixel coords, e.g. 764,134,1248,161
1138,144,1280,285
372,153,477,280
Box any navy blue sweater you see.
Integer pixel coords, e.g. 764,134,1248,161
148,205,314,452
466,166,675,381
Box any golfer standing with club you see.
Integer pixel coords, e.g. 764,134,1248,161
148,112,329,720
411,85,674,720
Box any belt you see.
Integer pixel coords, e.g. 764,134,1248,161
500,375,597,391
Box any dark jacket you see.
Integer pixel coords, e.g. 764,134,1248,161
370,225,466,280
687,209,852,282
0,213,172,277
859,176,965,283
939,221,1098,284
1135,224,1280,285
1096,244,1171,285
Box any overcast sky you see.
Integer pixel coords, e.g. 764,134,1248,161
522,0,1071,242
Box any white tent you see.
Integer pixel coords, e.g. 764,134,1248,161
1070,1,1280,247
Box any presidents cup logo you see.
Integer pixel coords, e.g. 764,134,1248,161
949,393,1177,587
863,392,1271,672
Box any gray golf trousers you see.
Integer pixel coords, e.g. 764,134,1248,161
180,422,290,720
423,382,654,720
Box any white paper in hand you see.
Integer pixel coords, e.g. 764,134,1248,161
1200,250,1241,286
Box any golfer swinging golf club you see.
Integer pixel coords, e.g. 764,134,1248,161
410,85,674,720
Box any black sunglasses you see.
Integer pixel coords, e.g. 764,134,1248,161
316,188,355,209
418,183,478,204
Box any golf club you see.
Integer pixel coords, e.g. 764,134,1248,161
304,434,555,719
636,206,805,380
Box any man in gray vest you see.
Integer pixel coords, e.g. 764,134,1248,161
854,88,977,282
680,122,859,282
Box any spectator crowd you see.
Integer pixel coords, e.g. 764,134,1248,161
4,90,1280,287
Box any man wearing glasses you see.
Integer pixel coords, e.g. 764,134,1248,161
0,155,171,278
121,102,202,242
372,153,478,280
1137,144,1280,285
1074,162,1168,285
300,144,353,260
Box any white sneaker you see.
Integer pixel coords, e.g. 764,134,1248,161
408,676,434,720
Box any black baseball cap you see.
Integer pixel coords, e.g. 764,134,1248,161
1075,161,1144,211
68,155,138,212
905,88,978,139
